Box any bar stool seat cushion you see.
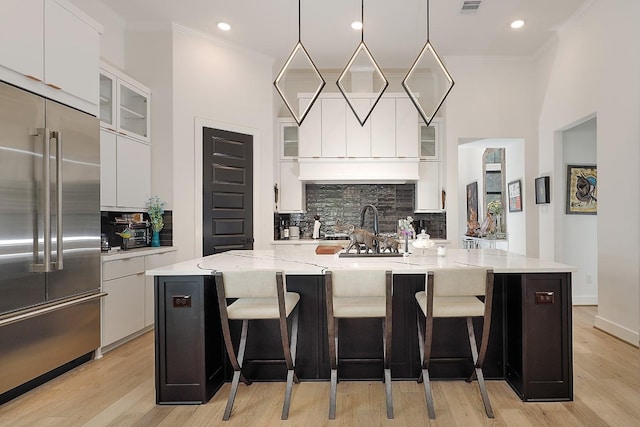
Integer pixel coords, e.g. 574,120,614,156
332,296,386,318
415,291,485,318
227,292,300,319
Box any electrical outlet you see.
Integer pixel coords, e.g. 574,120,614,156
586,274,592,284
172,295,191,308
535,291,554,304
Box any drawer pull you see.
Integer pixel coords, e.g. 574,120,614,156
46,83,62,90
25,74,42,82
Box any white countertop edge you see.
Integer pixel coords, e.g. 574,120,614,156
101,246,177,261
145,248,577,276
271,238,452,246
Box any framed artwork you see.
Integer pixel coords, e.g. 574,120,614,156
566,164,597,214
508,179,522,212
535,176,550,204
466,181,478,224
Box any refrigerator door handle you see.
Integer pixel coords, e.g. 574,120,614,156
28,128,54,273
52,130,63,270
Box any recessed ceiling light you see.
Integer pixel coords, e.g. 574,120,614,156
510,20,525,29
351,21,363,30
217,22,231,31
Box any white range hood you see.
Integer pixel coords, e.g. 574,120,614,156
297,157,420,184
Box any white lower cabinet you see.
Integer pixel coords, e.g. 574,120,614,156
143,251,177,327
101,257,145,348
101,249,176,350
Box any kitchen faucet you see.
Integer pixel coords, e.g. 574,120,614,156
359,204,379,237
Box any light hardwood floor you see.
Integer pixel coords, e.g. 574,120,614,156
0,306,638,426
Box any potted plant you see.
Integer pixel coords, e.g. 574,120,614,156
147,195,165,247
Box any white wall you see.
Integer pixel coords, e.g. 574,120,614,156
561,118,598,305
504,141,526,255
171,26,275,261
68,0,126,69
537,0,640,345
443,57,538,255
125,25,174,210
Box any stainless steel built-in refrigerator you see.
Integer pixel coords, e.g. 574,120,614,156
0,81,102,399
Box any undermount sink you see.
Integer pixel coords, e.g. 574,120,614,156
338,252,404,258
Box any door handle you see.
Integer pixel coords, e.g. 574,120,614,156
28,128,62,273
52,131,63,270
28,128,52,272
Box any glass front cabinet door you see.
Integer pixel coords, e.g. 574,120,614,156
279,119,299,159
419,120,439,160
99,69,117,130
118,79,150,143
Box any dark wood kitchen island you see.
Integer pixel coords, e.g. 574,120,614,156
147,247,575,405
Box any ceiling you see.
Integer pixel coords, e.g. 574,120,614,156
93,0,586,69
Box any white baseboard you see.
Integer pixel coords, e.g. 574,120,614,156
572,295,597,305
594,315,639,347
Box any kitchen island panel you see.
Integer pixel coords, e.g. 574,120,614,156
150,249,574,404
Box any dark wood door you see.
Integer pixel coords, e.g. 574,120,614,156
202,128,253,256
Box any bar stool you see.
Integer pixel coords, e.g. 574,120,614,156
214,270,300,421
415,268,495,419
324,269,394,419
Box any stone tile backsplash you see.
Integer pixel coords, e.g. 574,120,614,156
287,184,446,239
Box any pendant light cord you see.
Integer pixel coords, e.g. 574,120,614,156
426,0,430,41
298,0,301,43
361,0,364,42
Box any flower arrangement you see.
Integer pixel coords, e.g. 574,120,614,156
398,216,415,238
487,200,503,215
146,195,165,233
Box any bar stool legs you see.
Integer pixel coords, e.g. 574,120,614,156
466,317,494,418
416,311,436,419
281,306,300,420
383,319,394,419
415,269,495,419
328,316,338,419
222,319,252,421
325,270,393,420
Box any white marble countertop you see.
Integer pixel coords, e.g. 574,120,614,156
146,246,576,276
101,246,177,262
271,238,451,246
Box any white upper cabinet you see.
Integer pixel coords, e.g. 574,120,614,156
115,134,151,209
395,98,419,158
100,129,117,207
370,98,396,157
279,119,299,159
346,98,371,157
100,69,117,129
0,0,101,115
279,161,305,213
100,63,151,143
0,0,43,80
321,98,347,157
44,0,99,106
420,120,440,160
118,79,150,142
415,161,441,212
298,97,322,158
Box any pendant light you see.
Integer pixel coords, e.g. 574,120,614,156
402,0,454,126
337,0,389,126
274,0,326,126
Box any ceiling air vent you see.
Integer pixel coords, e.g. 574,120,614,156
461,0,482,14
